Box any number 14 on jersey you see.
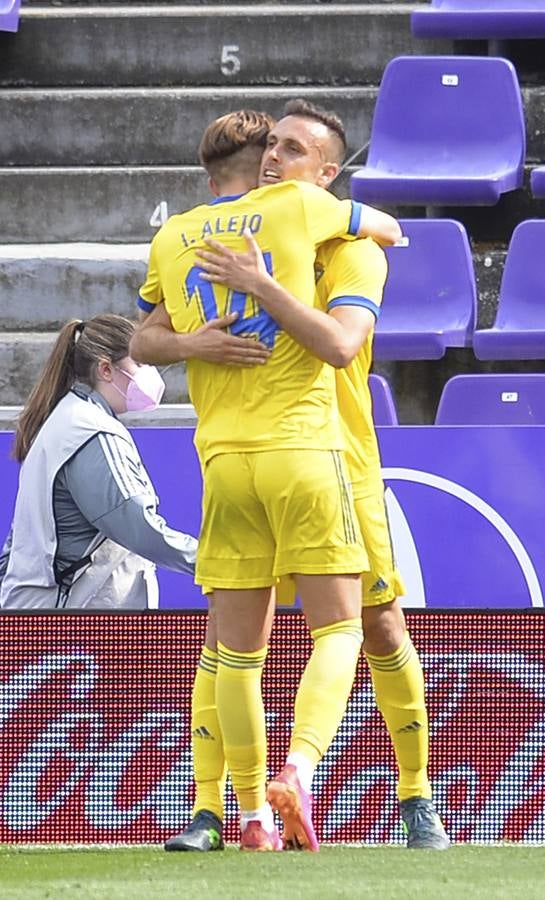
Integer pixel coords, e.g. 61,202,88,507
184,252,280,349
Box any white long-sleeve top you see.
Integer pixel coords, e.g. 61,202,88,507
0,384,197,609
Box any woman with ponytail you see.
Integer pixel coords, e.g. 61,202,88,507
0,314,197,609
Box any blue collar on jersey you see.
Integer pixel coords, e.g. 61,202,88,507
208,193,246,205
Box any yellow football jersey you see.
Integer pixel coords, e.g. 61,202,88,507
139,180,364,465
315,238,388,496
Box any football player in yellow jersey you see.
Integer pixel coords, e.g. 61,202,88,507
133,110,402,852
188,100,449,851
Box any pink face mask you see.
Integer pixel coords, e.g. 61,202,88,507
114,365,165,412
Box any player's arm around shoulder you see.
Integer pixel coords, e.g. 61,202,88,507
334,235,389,294
131,300,271,368
325,306,376,367
295,180,402,247
355,203,402,247
197,230,374,369
318,238,387,367
130,300,190,365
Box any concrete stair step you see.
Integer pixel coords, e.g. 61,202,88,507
0,5,446,89
0,403,197,431
21,1,412,6
0,83,543,167
0,243,148,329
0,241,507,331
0,165,209,243
0,232,506,413
5,347,544,426
0,228,518,419
0,85,378,166
0,331,188,405
1,164,545,245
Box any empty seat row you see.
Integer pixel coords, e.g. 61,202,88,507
0,0,19,33
377,218,545,362
371,373,545,426
350,55,529,208
412,1,545,40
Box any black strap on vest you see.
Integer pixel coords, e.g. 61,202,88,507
54,555,93,609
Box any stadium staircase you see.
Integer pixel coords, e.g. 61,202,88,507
1,0,545,424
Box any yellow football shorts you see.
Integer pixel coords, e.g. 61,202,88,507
196,449,368,589
355,487,406,607
276,482,406,608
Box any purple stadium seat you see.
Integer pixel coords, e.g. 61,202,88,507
374,219,477,361
350,56,525,206
435,374,545,424
412,1,545,40
0,0,20,33
531,166,545,199
473,220,545,360
369,374,398,426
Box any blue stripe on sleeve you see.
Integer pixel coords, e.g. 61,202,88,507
327,295,381,319
137,295,156,313
348,201,364,236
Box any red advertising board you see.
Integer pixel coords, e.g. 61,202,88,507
1,611,544,844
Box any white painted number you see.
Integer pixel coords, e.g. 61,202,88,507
149,201,168,228
221,45,241,77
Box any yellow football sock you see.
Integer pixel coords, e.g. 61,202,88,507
290,618,363,765
191,647,227,821
216,642,268,812
365,631,432,800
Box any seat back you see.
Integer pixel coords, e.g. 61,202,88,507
369,374,398,426
531,166,545,198
366,56,525,178
418,1,545,12
495,220,545,330
412,1,545,38
0,0,20,33
374,219,477,359
435,374,545,424
421,0,545,11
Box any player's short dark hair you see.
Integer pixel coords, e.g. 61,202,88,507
282,98,347,163
199,110,276,183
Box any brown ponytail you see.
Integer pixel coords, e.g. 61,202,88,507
13,314,135,462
